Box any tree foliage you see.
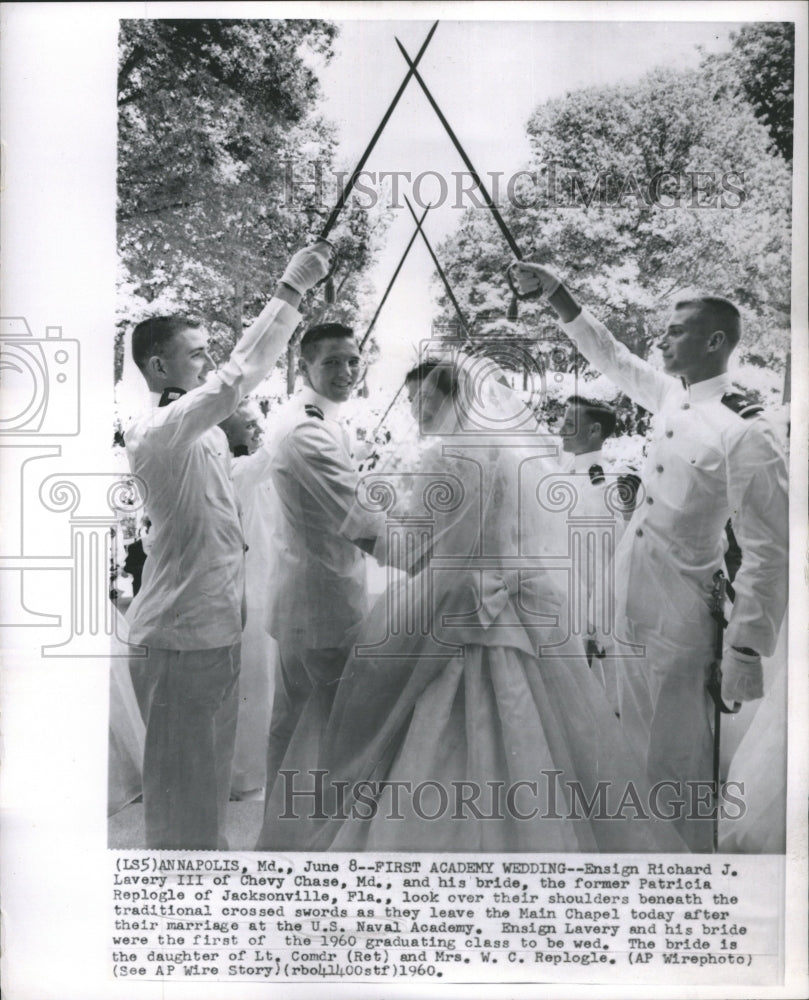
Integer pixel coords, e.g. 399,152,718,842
117,19,389,384
704,22,795,162
432,58,793,422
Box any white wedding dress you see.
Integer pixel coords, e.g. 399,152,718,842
262,355,686,853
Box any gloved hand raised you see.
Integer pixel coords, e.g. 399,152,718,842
508,262,581,323
721,646,764,703
280,240,334,296
508,262,561,298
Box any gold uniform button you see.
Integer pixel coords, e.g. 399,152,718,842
682,402,690,410
646,496,654,504
665,430,674,438
636,528,644,537
656,464,664,473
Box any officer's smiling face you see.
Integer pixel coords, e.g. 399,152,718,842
659,305,712,382
157,326,215,392
221,402,262,454
301,336,362,403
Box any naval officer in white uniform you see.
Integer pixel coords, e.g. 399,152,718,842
125,242,331,849
257,322,370,848
511,262,788,851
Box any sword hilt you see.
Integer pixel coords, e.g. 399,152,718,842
506,260,539,301
312,236,338,304
707,661,742,715
710,568,728,623
506,261,536,322
506,260,547,321
707,569,741,713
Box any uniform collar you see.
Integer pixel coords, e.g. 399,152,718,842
299,385,341,421
685,372,733,403
572,449,604,473
149,391,161,408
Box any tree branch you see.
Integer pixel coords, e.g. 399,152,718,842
118,89,146,108
118,44,147,100
117,198,206,222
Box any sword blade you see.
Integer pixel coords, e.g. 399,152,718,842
403,195,470,339
395,36,522,260
371,381,406,439
358,204,431,352
319,21,439,240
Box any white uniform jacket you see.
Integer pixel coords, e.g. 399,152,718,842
125,298,301,650
560,309,787,656
267,387,367,649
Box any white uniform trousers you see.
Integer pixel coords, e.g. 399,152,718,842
130,644,240,849
617,615,715,853
256,640,350,850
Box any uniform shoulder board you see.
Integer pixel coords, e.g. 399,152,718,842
159,386,186,407
304,403,324,420
588,463,605,485
721,391,764,421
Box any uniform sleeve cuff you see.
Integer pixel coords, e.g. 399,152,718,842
725,626,776,659
560,308,594,336
257,297,301,327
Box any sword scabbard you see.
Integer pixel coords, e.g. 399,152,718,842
708,569,742,715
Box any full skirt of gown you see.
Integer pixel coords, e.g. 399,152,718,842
260,568,687,853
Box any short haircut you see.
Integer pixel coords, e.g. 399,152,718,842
565,395,617,439
300,322,356,361
405,360,458,398
131,315,200,373
674,295,741,349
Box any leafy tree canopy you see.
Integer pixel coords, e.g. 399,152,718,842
704,22,795,162
432,59,792,400
117,19,389,384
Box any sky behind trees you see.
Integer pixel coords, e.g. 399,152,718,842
115,11,797,416
311,19,748,381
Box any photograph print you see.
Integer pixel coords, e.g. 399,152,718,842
109,14,795,858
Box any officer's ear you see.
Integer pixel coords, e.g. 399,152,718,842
145,354,167,381
706,329,727,353
298,352,312,386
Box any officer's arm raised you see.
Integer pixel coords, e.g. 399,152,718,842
510,261,670,415
138,244,332,449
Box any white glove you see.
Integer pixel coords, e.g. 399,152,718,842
280,240,333,295
509,262,561,298
721,646,763,703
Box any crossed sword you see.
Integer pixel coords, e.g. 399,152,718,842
315,21,535,320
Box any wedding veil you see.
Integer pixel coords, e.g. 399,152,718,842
342,344,568,653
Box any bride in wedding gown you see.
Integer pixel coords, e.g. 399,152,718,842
264,351,686,853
